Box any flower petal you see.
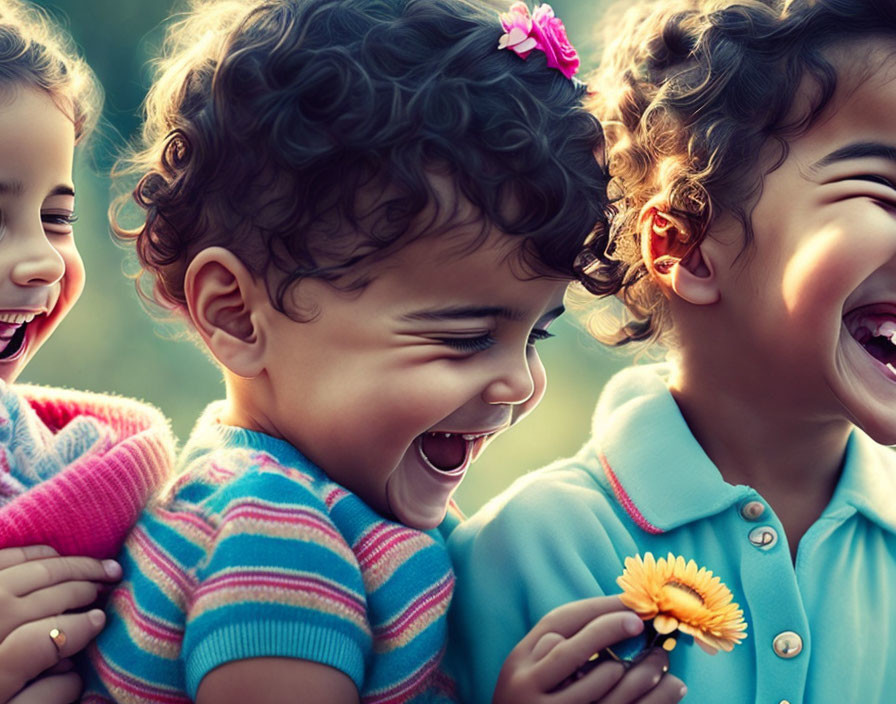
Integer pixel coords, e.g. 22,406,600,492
616,551,749,654
514,36,538,53
653,613,680,634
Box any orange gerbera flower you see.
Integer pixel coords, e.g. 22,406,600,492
617,552,748,655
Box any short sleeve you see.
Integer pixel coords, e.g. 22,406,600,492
182,468,372,698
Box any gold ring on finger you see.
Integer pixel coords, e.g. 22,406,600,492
49,627,67,653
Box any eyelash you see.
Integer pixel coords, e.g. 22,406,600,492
42,213,78,227
439,328,554,353
441,335,495,352
528,329,554,346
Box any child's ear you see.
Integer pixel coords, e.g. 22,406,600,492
639,198,720,306
184,247,268,378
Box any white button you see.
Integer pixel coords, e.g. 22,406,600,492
748,525,778,550
773,631,803,658
740,500,765,520
779,700,792,704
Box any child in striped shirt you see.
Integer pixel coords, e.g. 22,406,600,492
0,2,175,702
83,1,611,702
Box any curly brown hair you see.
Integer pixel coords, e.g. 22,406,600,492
0,0,101,144
115,0,610,315
580,0,896,347
578,0,790,346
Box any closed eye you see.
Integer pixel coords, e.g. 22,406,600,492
42,213,77,224
849,174,896,190
42,212,78,233
440,335,495,353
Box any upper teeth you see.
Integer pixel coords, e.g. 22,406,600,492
879,321,896,339
0,312,35,324
427,431,491,441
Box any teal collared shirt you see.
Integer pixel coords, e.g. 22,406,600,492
447,365,896,704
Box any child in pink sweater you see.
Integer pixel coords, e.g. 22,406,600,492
0,2,175,702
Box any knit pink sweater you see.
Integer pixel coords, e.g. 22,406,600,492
0,384,176,559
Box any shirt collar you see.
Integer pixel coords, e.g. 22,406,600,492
831,429,896,534
587,364,745,533
587,364,896,535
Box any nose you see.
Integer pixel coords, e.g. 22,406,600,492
482,350,536,406
8,229,65,287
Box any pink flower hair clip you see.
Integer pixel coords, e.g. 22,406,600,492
497,2,580,79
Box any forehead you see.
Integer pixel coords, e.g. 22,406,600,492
0,84,75,187
789,39,896,159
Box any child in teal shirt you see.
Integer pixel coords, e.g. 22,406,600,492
449,0,896,702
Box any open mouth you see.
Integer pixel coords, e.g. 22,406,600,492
0,317,32,361
844,304,896,375
416,431,494,475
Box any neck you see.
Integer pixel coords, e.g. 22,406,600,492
218,373,277,437
668,357,850,508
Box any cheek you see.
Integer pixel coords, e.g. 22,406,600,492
781,228,867,321
59,244,86,310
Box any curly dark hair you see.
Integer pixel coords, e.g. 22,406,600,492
579,0,896,347
0,0,101,144
116,0,609,314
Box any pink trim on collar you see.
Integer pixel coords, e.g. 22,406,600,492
598,452,664,535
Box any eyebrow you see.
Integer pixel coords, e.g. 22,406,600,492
812,141,896,170
0,180,23,196
0,181,75,198
48,185,76,198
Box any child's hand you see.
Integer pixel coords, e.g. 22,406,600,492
494,596,686,704
7,662,81,704
0,545,121,703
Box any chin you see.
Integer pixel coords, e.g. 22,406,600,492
852,414,896,446
838,392,896,445
0,355,30,385
388,502,447,532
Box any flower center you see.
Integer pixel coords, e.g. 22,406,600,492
660,580,706,611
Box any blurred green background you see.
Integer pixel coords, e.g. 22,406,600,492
25,0,627,513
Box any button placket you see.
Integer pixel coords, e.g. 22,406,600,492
736,499,808,704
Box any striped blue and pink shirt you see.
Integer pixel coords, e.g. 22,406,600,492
84,402,458,703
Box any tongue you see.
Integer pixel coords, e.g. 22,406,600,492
0,323,20,342
0,323,26,359
420,434,467,471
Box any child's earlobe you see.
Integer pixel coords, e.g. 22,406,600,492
184,248,267,378
669,245,719,305
639,202,720,306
